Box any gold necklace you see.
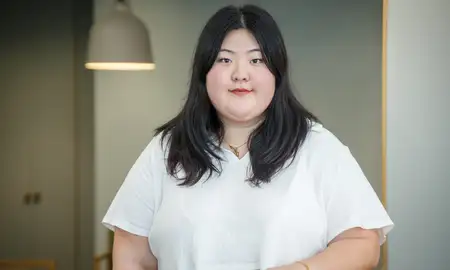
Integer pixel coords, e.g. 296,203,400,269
226,141,247,157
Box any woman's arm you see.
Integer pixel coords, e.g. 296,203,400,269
113,227,158,270
270,227,380,270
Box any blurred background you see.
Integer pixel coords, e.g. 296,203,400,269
0,0,449,270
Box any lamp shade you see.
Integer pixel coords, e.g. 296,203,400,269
85,1,155,70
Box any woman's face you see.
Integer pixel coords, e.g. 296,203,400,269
206,29,276,124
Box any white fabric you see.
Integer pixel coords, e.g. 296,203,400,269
102,123,394,270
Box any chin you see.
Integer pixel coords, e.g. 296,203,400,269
226,112,261,123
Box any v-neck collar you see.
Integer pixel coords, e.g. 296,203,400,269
221,147,250,163
208,134,250,163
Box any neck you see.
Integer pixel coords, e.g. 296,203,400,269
221,116,263,146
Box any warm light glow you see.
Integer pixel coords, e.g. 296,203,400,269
85,62,155,70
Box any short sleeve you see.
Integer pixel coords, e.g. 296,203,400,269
102,135,163,237
320,143,394,245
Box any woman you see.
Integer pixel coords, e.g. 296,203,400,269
103,4,394,270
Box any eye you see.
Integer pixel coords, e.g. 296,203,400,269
217,57,232,63
250,58,264,64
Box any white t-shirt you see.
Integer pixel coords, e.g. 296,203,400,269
102,123,394,270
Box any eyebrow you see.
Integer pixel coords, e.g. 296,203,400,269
219,48,261,53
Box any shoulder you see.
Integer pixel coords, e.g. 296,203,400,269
299,121,369,189
302,121,348,158
297,121,360,177
135,131,170,166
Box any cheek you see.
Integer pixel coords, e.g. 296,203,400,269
254,71,276,102
206,67,229,102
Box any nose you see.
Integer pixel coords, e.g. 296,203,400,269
231,61,249,82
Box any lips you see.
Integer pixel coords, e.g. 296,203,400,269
230,88,252,95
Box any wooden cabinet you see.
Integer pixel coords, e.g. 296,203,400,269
0,1,93,270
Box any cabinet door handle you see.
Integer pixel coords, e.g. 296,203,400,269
32,192,42,204
23,192,33,205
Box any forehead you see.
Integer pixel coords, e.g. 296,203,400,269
221,29,260,51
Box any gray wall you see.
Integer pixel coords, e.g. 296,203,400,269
257,0,383,198
386,0,450,269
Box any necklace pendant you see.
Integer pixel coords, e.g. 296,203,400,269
229,146,239,157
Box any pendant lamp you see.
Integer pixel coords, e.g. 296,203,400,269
85,0,155,71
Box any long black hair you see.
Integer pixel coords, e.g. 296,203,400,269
155,4,319,187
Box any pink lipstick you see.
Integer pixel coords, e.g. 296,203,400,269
230,88,252,96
